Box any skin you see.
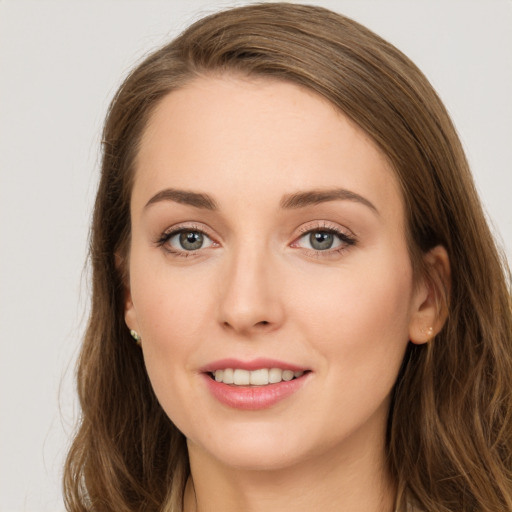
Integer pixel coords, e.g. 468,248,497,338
124,76,446,512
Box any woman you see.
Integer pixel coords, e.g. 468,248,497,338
64,3,512,511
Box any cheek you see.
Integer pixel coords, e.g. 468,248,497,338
286,256,414,436
292,251,414,373
130,248,214,341
128,254,216,410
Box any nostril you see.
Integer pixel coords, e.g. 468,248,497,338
221,316,276,333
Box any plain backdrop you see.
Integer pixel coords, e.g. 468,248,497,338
0,1,511,510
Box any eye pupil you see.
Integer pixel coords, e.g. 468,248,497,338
179,231,204,250
310,231,334,250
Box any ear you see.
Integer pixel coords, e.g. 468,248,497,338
408,245,451,344
115,251,140,334
124,288,140,335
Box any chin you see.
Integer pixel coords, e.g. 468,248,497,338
186,422,333,472
205,446,307,472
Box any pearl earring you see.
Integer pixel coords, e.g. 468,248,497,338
422,326,434,340
130,329,142,346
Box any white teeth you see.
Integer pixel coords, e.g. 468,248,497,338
250,368,269,385
282,370,294,381
213,368,305,386
223,368,234,384
269,368,282,383
233,369,250,385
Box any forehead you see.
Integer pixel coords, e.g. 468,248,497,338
133,75,403,224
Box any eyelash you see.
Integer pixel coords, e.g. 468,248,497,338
294,223,356,257
155,223,357,258
155,224,216,258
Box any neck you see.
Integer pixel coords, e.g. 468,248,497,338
183,428,396,512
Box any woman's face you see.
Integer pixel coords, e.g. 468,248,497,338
125,76,430,471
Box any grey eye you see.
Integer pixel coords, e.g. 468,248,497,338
167,230,213,251
295,229,348,252
309,231,334,250
179,231,204,250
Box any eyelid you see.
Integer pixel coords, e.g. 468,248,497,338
290,221,357,253
154,220,356,258
295,220,356,239
155,222,220,255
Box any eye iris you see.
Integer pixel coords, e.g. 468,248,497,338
310,231,334,250
179,231,203,250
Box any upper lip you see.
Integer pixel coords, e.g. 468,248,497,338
199,358,309,373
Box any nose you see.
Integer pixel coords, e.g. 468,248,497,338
217,245,285,336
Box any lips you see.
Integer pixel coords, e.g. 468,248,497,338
201,358,311,410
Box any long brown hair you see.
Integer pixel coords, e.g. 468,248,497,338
64,3,512,511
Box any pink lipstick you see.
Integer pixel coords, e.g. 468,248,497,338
200,358,311,410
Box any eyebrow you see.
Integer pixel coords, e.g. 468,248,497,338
144,187,378,214
145,188,218,210
280,188,378,214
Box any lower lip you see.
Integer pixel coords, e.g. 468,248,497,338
203,373,310,410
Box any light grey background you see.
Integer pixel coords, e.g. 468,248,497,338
1,1,510,510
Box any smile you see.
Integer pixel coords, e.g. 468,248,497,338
211,368,306,386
